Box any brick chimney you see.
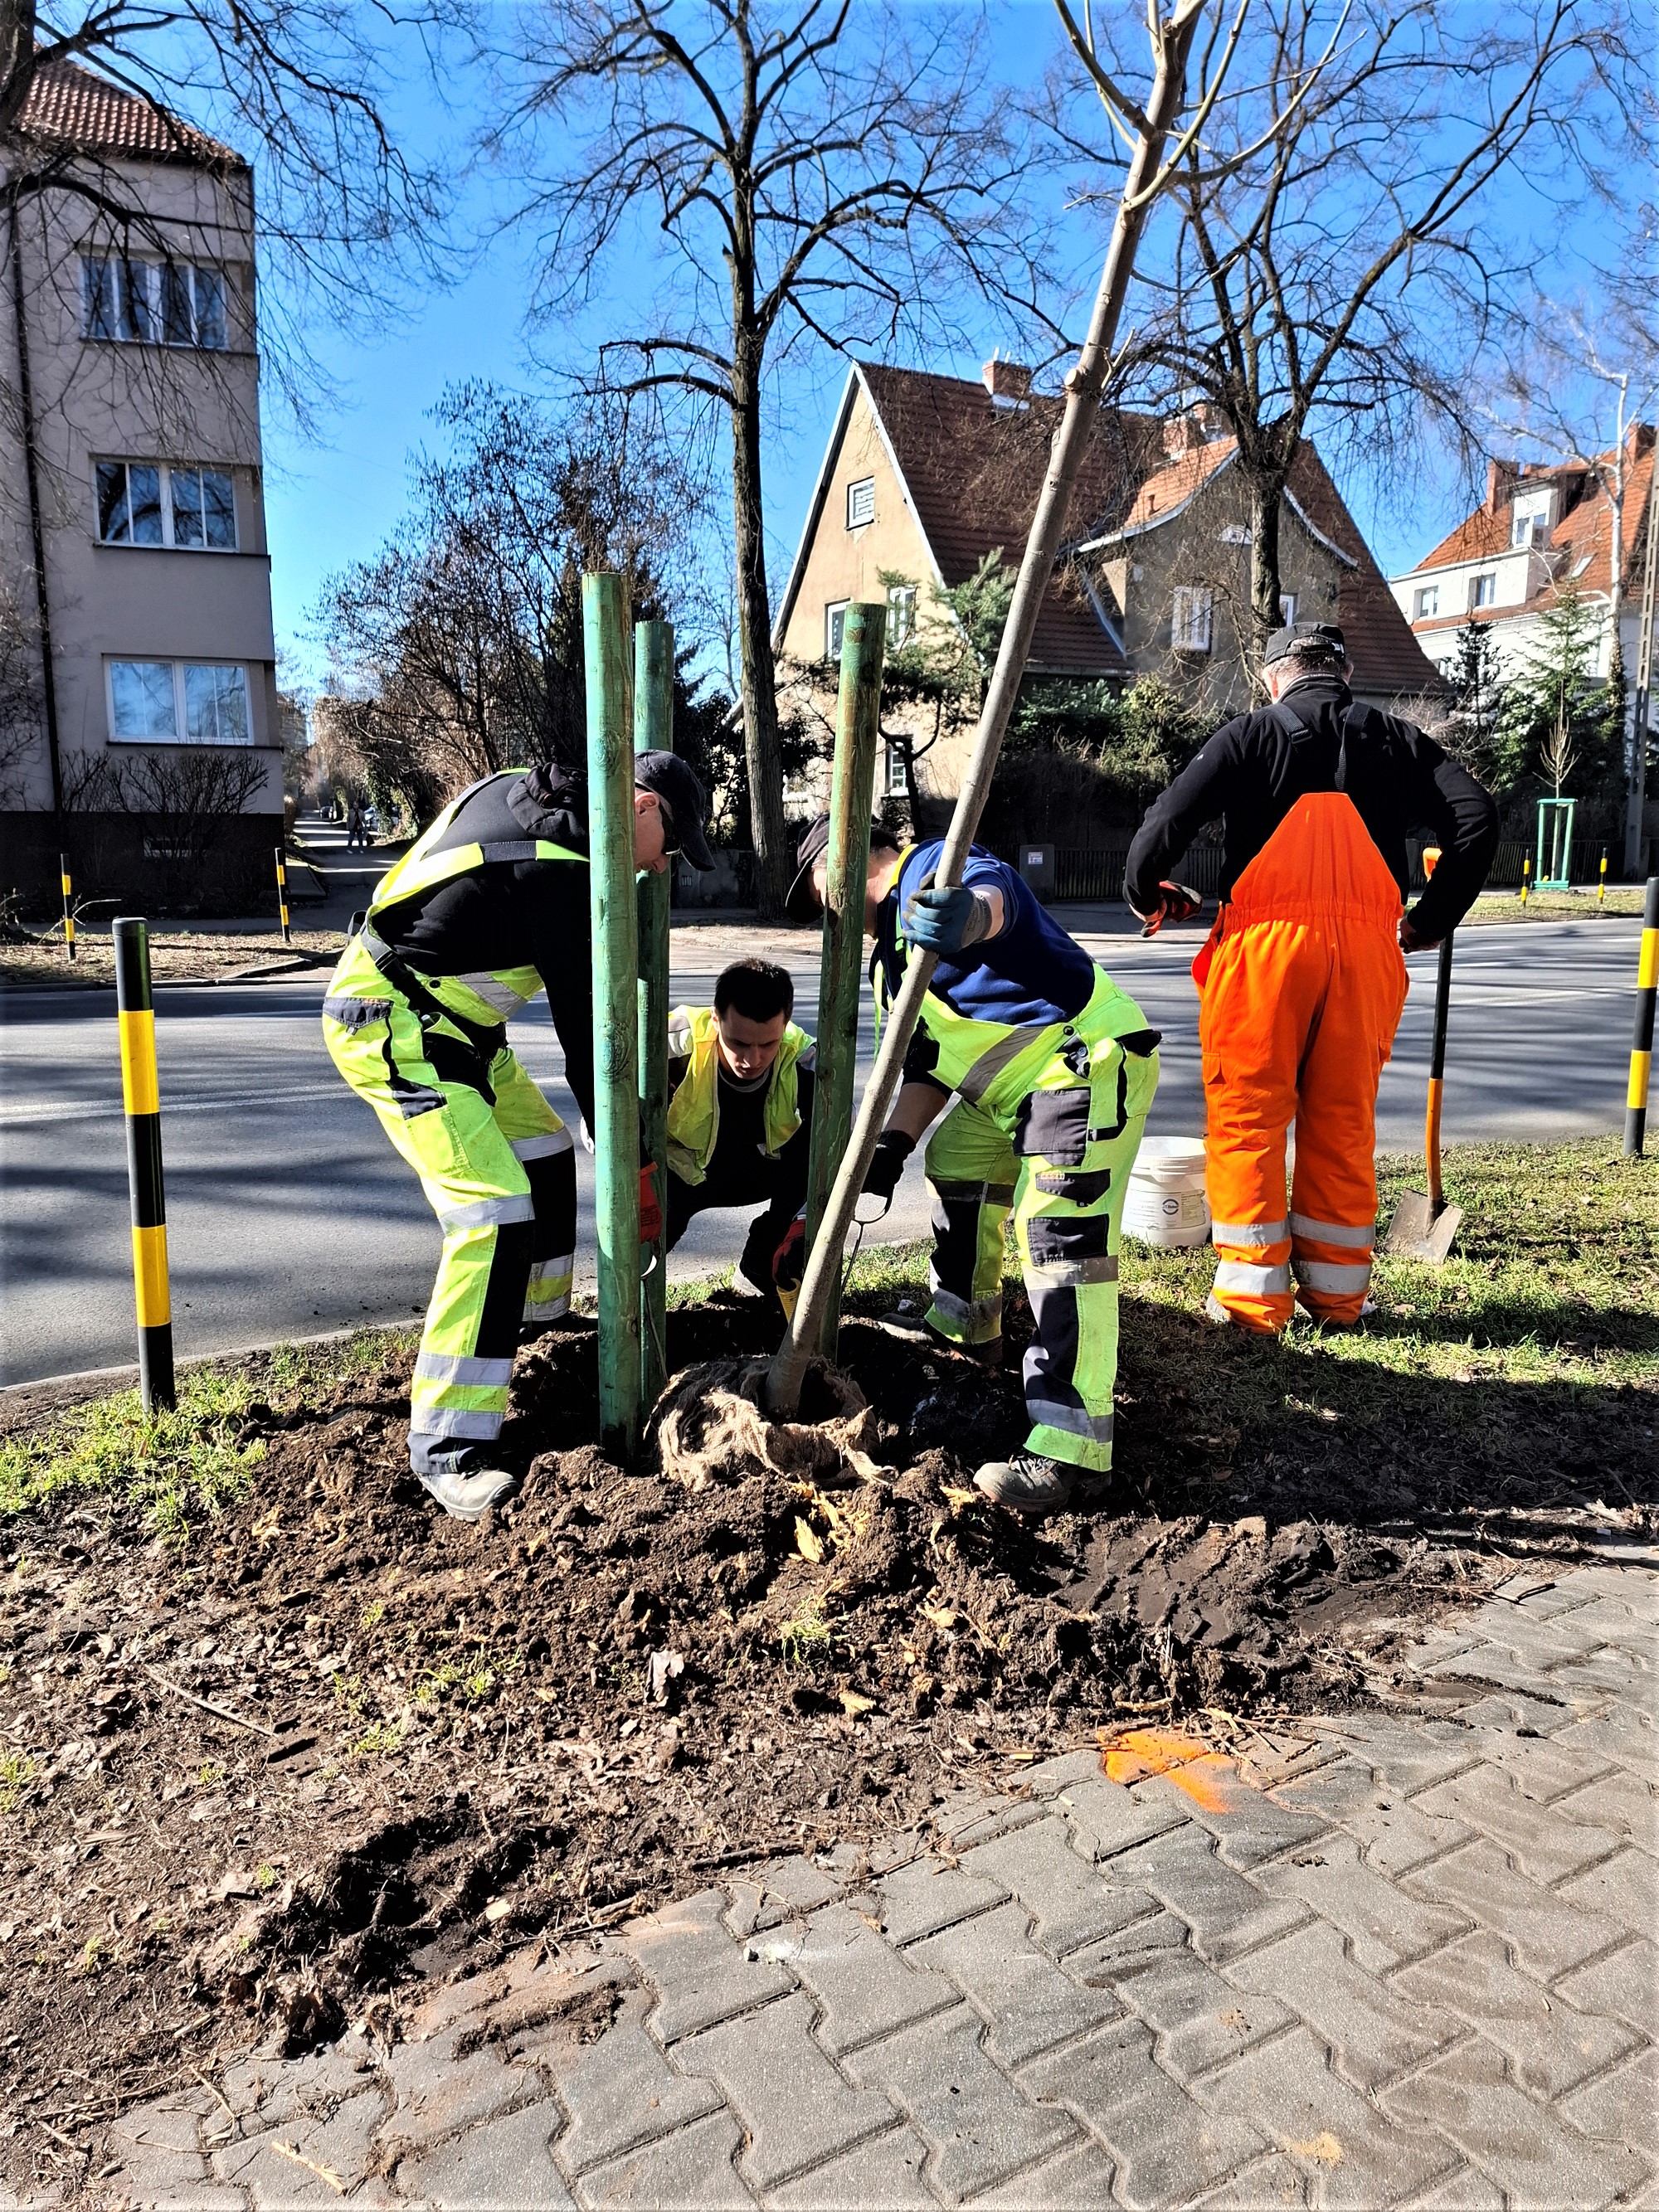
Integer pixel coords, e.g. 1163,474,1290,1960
982,356,1033,401
1162,404,1219,458
1486,457,1519,514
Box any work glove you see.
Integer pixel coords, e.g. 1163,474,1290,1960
903,883,994,955
1138,881,1204,937
771,1212,807,1320
638,1163,663,1246
862,1128,915,1203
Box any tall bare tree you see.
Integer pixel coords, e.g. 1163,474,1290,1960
489,1,1048,915
1053,0,1637,671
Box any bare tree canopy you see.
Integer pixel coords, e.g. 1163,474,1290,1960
1051,0,1642,668
484,0,1051,915
314,384,709,823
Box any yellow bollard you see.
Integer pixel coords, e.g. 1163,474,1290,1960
1520,854,1530,907
60,852,75,961
274,845,292,945
114,917,175,1411
1625,877,1658,1158
1598,848,1608,907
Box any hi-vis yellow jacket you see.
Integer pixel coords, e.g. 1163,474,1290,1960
664,1005,814,1185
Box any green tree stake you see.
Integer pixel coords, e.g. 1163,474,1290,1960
635,617,674,1407
584,573,642,1461
805,600,887,1359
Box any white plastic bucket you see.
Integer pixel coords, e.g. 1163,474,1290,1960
1122,1135,1210,1248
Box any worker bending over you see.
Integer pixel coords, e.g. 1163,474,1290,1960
665,958,816,1309
1126,620,1496,1334
323,754,716,1520
788,817,1160,1519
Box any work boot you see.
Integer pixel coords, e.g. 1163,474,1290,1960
974,1450,1078,1517
878,1303,1003,1370
415,1455,517,1522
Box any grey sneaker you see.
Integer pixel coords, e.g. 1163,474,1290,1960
974,1450,1077,1516
416,1460,516,1522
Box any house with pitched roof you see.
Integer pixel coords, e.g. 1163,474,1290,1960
1,57,282,909
1388,431,1655,688
773,361,1441,821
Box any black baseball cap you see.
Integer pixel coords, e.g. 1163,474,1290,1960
785,813,902,922
634,750,716,871
1263,620,1348,668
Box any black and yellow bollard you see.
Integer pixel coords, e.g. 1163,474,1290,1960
114,918,175,1411
274,844,292,945
1624,876,1658,1159
1520,854,1530,907
60,852,75,961
1598,848,1608,908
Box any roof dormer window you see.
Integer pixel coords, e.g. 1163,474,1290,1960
1511,489,1553,549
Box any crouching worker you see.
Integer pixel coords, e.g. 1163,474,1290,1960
787,818,1160,1519
665,959,816,1310
323,753,716,1521
1125,620,1496,1334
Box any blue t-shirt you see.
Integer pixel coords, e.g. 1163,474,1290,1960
875,842,1097,1032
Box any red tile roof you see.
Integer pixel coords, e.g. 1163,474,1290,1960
1285,445,1449,698
14,56,241,168
857,364,1159,676
1408,434,1655,621
1124,437,1234,526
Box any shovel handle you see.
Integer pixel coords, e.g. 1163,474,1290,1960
1424,931,1454,1211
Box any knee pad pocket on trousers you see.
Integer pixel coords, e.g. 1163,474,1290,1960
1034,1166,1112,1203
1014,1087,1090,1164
1026,1213,1115,1272
421,1025,498,1106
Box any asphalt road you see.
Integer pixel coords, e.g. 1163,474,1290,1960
0,911,1644,1387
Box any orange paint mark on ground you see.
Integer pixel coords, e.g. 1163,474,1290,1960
1098,1728,1251,1814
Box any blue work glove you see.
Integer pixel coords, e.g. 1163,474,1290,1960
903,883,994,955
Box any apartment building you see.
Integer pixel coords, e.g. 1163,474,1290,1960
1,58,281,911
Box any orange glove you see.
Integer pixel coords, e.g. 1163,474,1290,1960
639,1163,662,1245
772,1213,806,1296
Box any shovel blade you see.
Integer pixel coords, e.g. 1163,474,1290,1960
1384,1193,1463,1263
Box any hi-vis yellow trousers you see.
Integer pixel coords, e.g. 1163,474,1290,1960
323,946,574,1472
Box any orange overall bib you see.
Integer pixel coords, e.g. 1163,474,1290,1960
1199,790,1408,1331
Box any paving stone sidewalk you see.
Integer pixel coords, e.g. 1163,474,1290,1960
93,1563,1656,2210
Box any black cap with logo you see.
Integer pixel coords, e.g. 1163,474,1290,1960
633,750,716,871
1262,620,1348,669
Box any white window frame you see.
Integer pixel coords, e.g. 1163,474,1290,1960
886,581,916,649
1511,490,1553,548
884,742,908,798
1414,585,1439,619
81,256,229,350
107,659,253,745
95,460,237,551
825,600,850,660
845,477,875,529
1470,572,1496,610
1171,584,1214,654
1278,592,1298,625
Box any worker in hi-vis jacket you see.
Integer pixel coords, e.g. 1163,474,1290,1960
788,814,1160,1520
323,753,715,1520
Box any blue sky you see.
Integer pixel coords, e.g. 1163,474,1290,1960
260,2,1602,691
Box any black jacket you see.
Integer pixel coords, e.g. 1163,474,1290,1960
1125,679,1499,943
370,767,597,1126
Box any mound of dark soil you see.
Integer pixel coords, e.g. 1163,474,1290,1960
2,1281,1652,2191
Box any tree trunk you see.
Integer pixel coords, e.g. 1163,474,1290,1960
1247,469,1288,687
731,349,788,917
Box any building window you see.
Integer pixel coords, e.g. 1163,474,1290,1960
1470,573,1496,610
82,258,229,349
825,601,849,659
1511,491,1552,548
846,477,875,528
886,582,916,649
885,742,908,798
1278,593,1298,625
1414,585,1439,620
1171,585,1214,653
108,659,251,744
96,462,236,550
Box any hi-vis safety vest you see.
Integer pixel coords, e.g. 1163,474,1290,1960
664,1005,813,1185
358,769,586,1038
875,844,1153,1115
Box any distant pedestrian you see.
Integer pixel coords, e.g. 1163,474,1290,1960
346,800,367,849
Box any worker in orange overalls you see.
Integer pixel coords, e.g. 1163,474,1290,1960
1125,621,1497,1332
